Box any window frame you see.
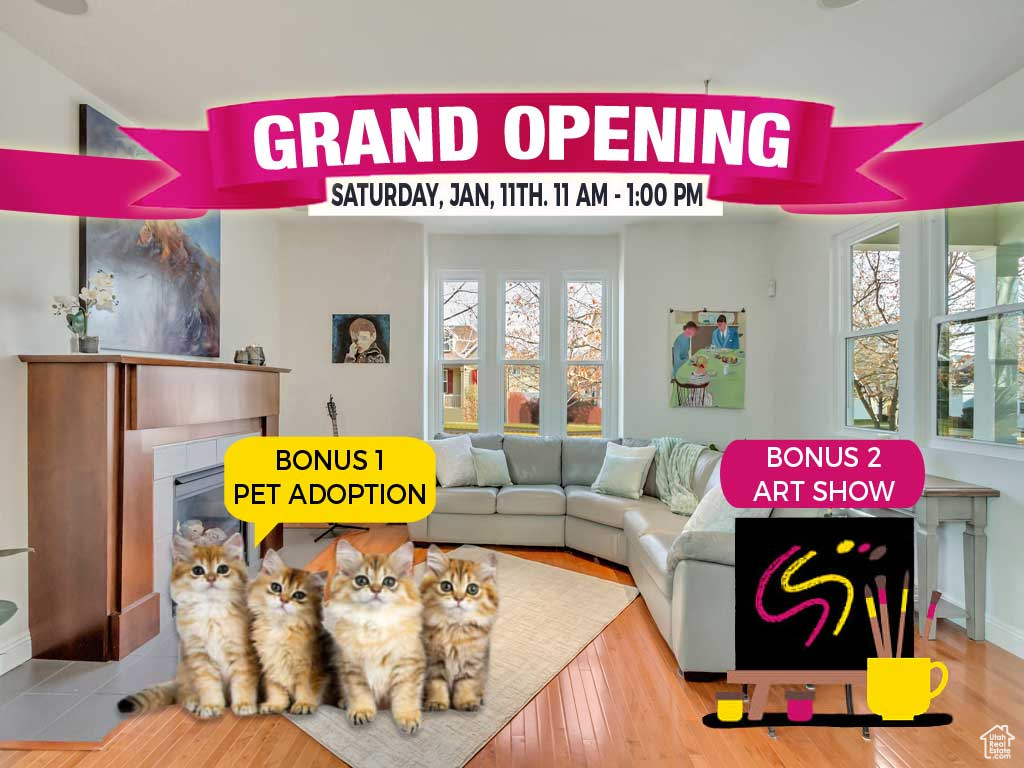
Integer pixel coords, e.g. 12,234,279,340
434,271,485,436
428,265,616,439
561,272,613,438
499,274,547,434
832,216,916,438
927,209,1024,458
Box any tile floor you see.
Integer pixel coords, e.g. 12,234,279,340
0,526,333,744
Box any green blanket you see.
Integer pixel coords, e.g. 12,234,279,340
653,437,706,515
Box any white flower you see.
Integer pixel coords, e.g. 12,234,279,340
79,286,98,303
91,271,115,290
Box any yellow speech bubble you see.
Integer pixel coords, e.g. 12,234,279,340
224,436,436,544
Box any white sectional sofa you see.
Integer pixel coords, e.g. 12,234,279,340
407,433,740,677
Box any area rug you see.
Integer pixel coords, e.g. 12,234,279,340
288,545,638,768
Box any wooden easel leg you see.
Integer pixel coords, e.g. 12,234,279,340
748,684,770,721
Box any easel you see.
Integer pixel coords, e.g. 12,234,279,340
727,670,870,739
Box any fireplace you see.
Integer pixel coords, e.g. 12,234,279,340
173,465,258,570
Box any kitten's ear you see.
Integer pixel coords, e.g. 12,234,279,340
389,541,415,578
172,534,194,563
223,532,245,562
476,552,498,583
426,545,448,576
310,571,329,591
261,548,284,574
335,540,363,576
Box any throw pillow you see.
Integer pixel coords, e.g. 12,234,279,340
471,447,512,487
591,443,657,500
684,484,771,533
426,434,476,488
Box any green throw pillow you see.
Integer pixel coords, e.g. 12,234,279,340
472,447,513,487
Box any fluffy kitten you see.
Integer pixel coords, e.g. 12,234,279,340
420,546,498,712
322,541,425,734
248,549,331,715
118,534,259,718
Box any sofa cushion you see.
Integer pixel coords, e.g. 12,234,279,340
692,450,723,499
592,443,657,500
565,486,667,529
623,503,689,542
561,438,619,487
634,531,676,596
685,484,769,533
621,437,659,497
471,447,512,487
426,434,476,487
496,484,566,516
434,432,504,451
503,435,563,485
667,529,736,570
434,486,498,515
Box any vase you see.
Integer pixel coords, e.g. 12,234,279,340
69,336,79,353
79,335,100,353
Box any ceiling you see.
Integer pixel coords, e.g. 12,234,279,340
3,0,1023,230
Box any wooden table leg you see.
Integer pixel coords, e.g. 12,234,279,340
748,683,770,721
916,498,940,640
964,498,988,641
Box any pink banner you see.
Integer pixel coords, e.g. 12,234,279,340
0,92,1023,218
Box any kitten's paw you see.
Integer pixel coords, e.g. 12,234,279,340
348,705,376,725
289,701,317,715
425,696,449,712
453,694,482,712
196,705,223,719
394,709,421,734
258,702,285,715
232,701,258,717
337,698,347,710
182,697,200,714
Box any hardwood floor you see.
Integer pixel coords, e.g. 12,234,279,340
2,524,1022,767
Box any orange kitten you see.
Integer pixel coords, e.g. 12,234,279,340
118,534,259,719
248,549,332,715
322,541,425,734
421,546,498,712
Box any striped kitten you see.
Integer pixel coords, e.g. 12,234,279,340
322,541,425,734
248,549,332,715
421,546,498,712
118,534,259,718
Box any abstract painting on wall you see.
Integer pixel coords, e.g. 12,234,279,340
668,308,746,409
79,104,221,357
332,314,390,364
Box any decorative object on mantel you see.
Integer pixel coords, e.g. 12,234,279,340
246,344,267,366
0,548,34,628
80,104,221,358
51,269,118,353
234,348,250,364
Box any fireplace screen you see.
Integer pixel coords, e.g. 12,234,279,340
173,466,255,567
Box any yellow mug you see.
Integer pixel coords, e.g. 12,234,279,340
867,657,948,720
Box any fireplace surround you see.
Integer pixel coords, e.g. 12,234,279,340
19,354,288,661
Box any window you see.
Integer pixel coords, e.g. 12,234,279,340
441,279,479,434
566,280,604,436
431,265,615,438
503,280,542,434
842,225,901,431
936,205,1024,446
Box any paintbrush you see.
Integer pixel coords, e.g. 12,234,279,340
875,575,893,657
922,589,942,641
864,584,885,657
895,571,909,657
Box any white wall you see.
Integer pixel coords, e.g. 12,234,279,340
277,218,425,439
0,31,280,671
771,64,1024,657
622,220,779,445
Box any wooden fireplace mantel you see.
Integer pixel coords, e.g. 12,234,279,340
19,354,289,661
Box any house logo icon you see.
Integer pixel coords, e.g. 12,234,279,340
980,725,1015,759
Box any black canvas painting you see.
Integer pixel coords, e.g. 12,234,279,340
735,517,914,671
